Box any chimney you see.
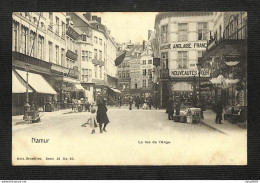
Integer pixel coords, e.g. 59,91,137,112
92,15,97,21
148,30,152,40
96,17,101,24
143,40,146,51
83,12,91,21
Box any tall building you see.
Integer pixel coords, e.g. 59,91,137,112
66,12,119,103
153,12,214,108
200,12,247,113
12,12,81,115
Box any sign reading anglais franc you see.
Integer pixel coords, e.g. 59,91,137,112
171,69,210,77
160,42,207,50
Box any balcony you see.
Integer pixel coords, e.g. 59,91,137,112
12,51,51,69
66,50,78,61
159,69,169,79
92,59,104,66
202,25,247,61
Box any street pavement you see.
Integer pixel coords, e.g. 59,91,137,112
12,106,247,165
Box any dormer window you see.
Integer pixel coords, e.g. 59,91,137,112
82,34,87,41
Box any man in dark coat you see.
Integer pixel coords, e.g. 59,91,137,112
148,96,152,110
96,99,110,133
215,101,223,124
166,97,174,120
129,96,133,110
135,96,140,109
118,96,122,108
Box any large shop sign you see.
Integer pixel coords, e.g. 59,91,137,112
170,69,210,77
160,42,207,50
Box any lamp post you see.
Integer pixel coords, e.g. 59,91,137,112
196,62,204,119
23,63,30,119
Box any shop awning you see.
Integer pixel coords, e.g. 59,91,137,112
15,69,57,95
63,77,80,84
75,83,85,90
110,88,121,93
12,70,33,93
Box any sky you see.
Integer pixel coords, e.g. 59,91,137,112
91,12,158,44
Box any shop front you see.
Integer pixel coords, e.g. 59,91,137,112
12,69,57,115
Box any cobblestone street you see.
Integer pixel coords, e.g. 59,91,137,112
12,107,247,165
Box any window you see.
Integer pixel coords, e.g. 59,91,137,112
122,63,125,67
89,51,92,60
95,65,97,78
178,51,188,69
161,25,168,43
148,69,152,77
126,71,130,78
143,60,146,65
61,48,65,66
55,17,59,35
94,36,97,44
82,69,92,82
99,50,102,61
126,61,130,67
99,38,102,45
12,21,19,51
82,51,88,61
29,31,36,57
118,72,121,78
161,52,168,69
148,60,152,64
198,22,208,40
198,51,205,58
55,45,59,64
219,25,222,40
37,35,44,59
21,25,28,54
48,41,53,62
100,66,102,78
178,23,188,41
61,21,65,38
143,69,147,76
82,34,87,41
94,49,97,59
49,13,53,30
143,79,146,87
122,72,125,78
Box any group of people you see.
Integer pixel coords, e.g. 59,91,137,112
128,95,159,110
71,98,91,113
83,98,110,134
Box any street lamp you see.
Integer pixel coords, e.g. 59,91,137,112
23,63,31,120
196,62,204,119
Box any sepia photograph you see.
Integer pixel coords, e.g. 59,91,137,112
12,12,247,165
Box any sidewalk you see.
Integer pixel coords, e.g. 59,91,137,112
12,108,76,125
201,110,247,134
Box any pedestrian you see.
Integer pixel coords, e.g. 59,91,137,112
143,97,148,110
118,95,122,108
148,96,152,110
87,107,97,134
215,101,223,124
136,96,140,109
166,97,174,120
129,96,133,110
96,99,110,133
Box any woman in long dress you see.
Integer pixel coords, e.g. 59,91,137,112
96,99,110,133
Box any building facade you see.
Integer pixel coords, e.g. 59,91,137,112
153,12,214,108
12,12,81,115
200,12,247,117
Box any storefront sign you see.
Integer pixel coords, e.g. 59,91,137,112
172,42,207,49
51,64,69,74
170,69,210,77
160,44,171,50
